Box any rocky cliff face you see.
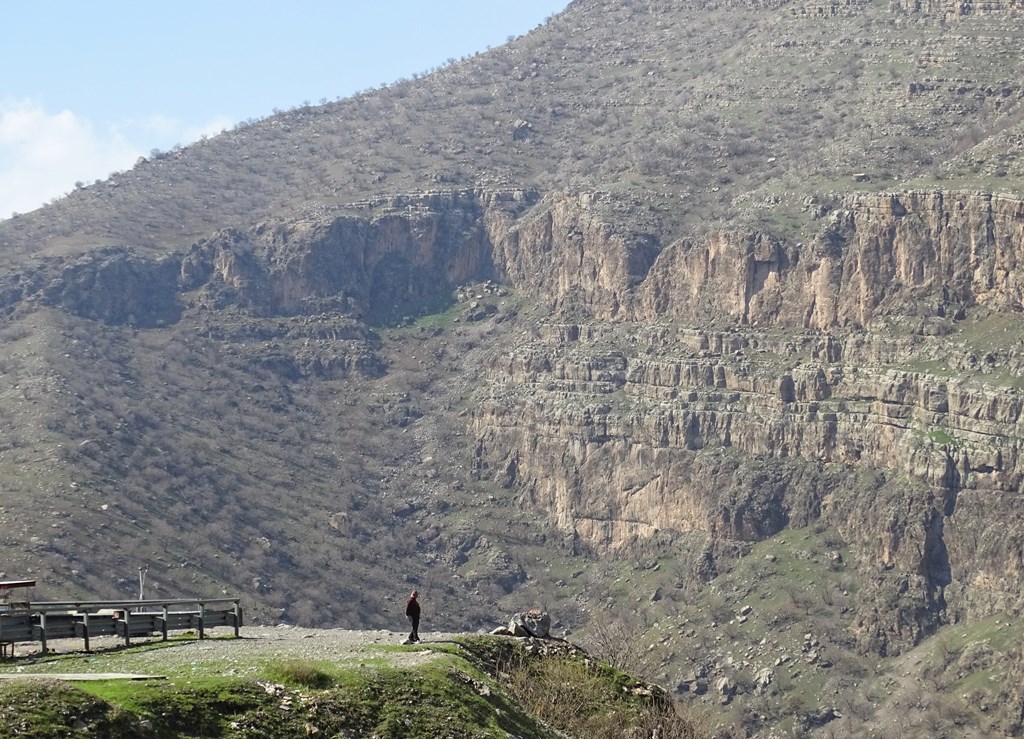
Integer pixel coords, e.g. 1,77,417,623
490,190,1024,331
470,187,1024,654
6,185,1023,655
180,189,535,324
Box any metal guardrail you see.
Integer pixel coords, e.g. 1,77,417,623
28,598,242,612
1,598,242,655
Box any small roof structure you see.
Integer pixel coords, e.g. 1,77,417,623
0,580,36,590
0,580,36,606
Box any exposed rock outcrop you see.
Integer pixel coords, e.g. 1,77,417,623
492,190,1024,331
469,187,1024,653
39,247,182,327
5,185,1024,655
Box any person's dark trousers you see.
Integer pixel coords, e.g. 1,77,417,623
408,615,420,642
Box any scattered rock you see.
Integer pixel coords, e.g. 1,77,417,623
716,677,736,698
508,610,551,638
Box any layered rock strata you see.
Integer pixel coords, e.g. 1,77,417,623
6,186,1024,652
471,188,1024,652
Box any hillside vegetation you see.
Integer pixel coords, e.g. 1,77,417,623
2,0,1022,263
2,0,1024,736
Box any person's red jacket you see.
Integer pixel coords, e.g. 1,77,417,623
406,593,420,619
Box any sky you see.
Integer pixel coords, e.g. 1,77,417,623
0,1,569,220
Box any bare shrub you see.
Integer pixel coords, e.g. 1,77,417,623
498,651,704,739
580,615,658,678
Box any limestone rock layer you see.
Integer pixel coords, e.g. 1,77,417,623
6,185,1024,653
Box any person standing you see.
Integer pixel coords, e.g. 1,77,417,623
405,590,421,643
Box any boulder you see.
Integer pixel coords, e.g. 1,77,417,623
508,610,551,638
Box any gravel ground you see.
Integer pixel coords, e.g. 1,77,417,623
1,627,469,678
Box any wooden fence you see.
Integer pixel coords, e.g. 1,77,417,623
0,598,242,656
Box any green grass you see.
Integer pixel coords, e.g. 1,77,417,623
957,312,1021,345
902,358,954,376
939,614,1024,656
82,676,269,735
0,681,146,737
264,658,336,688
409,300,466,330
0,636,695,738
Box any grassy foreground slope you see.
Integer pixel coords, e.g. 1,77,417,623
0,633,704,738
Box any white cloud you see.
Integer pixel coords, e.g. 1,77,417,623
141,113,233,144
133,113,234,150
0,99,139,219
0,99,234,220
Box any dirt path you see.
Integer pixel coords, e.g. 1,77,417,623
0,627,468,678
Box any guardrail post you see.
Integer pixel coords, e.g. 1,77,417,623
81,612,91,652
198,603,206,640
231,600,241,637
123,610,131,647
39,612,48,655
161,605,169,641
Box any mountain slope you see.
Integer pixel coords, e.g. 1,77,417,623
3,0,1022,261
2,0,1024,735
